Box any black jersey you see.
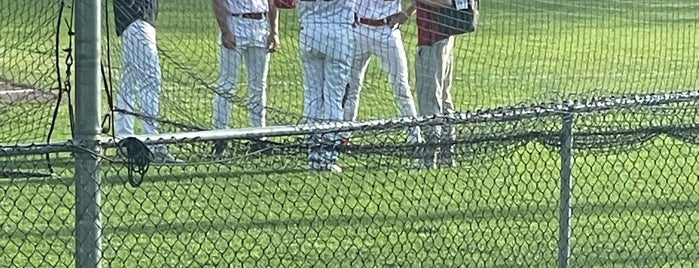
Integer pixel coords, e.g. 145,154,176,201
114,0,159,36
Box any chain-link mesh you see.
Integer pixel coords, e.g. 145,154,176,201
3,98,699,266
4,0,699,267
1,1,75,252
79,97,694,267
0,149,75,267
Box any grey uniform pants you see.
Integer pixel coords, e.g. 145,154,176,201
415,36,456,160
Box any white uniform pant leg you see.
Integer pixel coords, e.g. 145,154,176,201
114,42,137,138
300,44,326,163
138,23,162,136
301,24,354,164
244,47,270,129
341,29,371,139
212,45,243,129
440,37,456,157
321,26,354,163
115,20,162,138
378,29,422,143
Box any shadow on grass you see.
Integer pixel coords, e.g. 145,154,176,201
572,247,699,267
0,149,482,187
7,197,699,243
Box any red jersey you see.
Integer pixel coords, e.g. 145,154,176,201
416,2,450,46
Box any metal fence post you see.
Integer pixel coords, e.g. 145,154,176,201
558,112,574,268
74,0,102,267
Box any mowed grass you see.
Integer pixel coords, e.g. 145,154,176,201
2,0,699,267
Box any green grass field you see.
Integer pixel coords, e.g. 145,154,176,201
2,0,699,267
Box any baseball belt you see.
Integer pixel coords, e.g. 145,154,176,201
358,17,389,27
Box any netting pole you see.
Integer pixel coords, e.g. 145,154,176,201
557,111,574,268
73,0,103,267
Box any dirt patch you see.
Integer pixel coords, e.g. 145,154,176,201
0,79,57,103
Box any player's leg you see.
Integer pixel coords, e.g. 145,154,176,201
114,50,137,138
341,36,371,142
378,29,422,144
320,24,354,170
300,40,328,169
438,37,457,166
415,39,451,168
210,37,244,156
137,21,162,137
343,29,371,123
244,46,271,150
114,23,140,138
343,53,370,122
121,20,180,162
212,42,243,130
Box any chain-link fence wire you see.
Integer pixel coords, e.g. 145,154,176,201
3,98,699,267
98,0,699,136
0,0,74,145
41,98,684,267
4,1,699,267
570,100,699,266
0,150,75,268
97,117,560,267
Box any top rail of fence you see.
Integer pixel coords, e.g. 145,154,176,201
2,89,698,157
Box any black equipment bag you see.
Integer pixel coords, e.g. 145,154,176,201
433,0,479,36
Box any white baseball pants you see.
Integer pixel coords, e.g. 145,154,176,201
343,24,422,143
212,16,270,130
114,19,162,138
300,23,355,165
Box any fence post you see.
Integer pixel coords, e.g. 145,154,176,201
73,0,102,266
557,111,574,268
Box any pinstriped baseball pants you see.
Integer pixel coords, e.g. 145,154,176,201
300,23,355,165
114,20,162,138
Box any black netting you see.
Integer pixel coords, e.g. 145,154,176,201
3,0,699,267
0,0,73,145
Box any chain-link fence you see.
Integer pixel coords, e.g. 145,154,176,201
3,0,699,267
5,94,699,267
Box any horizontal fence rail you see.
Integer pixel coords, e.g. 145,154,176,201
3,0,699,267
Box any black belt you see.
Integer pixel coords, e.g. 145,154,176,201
232,12,266,20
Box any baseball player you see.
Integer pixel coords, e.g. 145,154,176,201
297,0,357,172
342,0,422,145
113,0,181,163
211,0,280,156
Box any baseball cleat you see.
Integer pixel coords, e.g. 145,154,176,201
211,140,227,157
